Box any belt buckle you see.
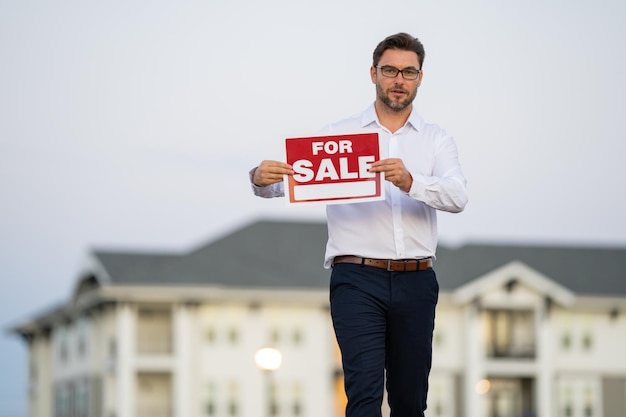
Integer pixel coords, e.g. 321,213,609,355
389,259,418,272
386,259,409,271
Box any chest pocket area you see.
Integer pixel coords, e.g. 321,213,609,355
404,144,434,177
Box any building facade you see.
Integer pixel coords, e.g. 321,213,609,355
430,260,626,417
11,220,626,417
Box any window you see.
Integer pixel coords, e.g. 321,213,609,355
558,377,600,417
292,327,303,345
484,378,531,417
270,327,280,344
76,379,89,417
206,327,216,343
269,381,279,417
433,328,444,348
55,383,69,417
205,382,217,416
58,326,69,363
268,324,305,346
561,331,572,351
136,373,172,417
204,322,241,346
228,325,239,345
228,381,239,416
485,310,536,358
109,337,117,359
583,386,594,416
292,382,303,416
582,330,593,351
430,383,445,417
136,307,172,354
205,380,241,417
77,318,88,358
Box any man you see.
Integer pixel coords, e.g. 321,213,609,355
250,33,468,417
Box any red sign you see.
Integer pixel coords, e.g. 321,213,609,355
284,132,384,204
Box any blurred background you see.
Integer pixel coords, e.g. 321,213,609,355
1,0,625,415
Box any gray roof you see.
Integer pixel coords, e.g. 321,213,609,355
10,220,626,338
94,220,329,290
92,219,626,297
435,243,626,297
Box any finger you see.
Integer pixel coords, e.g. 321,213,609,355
370,162,393,172
370,160,389,169
260,160,292,169
260,161,293,175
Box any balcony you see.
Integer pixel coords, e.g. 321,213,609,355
484,309,536,359
136,308,173,355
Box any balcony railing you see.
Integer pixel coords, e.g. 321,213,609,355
137,407,171,417
136,337,172,355
487,342,536,359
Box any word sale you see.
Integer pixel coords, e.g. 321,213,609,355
292,140,376,183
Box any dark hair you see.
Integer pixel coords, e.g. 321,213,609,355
372,33,425,69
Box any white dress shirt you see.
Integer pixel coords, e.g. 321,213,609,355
251,103,468,269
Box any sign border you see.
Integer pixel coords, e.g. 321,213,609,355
283,131,386,206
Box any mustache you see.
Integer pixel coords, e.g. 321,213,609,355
388,85,409,93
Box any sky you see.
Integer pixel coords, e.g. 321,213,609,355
1,0,625,415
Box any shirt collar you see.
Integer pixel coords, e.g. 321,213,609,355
360,102,423,132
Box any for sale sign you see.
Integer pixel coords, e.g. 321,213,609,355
284,132,385,205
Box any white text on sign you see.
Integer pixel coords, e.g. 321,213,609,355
292,140,377,183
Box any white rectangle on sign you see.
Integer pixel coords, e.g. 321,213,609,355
293,180,378,201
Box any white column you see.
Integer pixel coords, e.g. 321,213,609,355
464,303,486,417
32,335,53,417
537,308,553,417
116,303,135,417
174,304,198,417
249,307,266,416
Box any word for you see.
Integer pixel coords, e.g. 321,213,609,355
312,140,353,155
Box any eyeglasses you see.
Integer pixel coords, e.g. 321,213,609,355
375,65,421,80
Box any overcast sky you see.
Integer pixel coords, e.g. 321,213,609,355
2,0,625,415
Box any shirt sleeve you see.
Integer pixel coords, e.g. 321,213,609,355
407,135,468,213
248,167,285,198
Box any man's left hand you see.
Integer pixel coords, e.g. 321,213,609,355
370,158,413,193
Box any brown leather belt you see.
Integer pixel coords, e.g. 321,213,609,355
333,255,433,272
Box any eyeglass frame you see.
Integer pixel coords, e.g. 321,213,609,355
374,65,421,80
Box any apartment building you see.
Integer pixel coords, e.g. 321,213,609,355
11,220,626,417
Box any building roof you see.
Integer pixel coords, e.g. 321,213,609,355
10,219,626,337
435,243,626,297
90,219,626,297
92,220,329,290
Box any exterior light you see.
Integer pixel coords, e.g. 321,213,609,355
254,347,282,372
475,379,491,395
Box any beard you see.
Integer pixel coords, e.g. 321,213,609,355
376,82,417,112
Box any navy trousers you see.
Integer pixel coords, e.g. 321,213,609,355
330,263,439,417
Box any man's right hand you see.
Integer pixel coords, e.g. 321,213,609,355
252,160,294,187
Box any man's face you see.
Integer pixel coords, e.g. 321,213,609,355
370,49,422,112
